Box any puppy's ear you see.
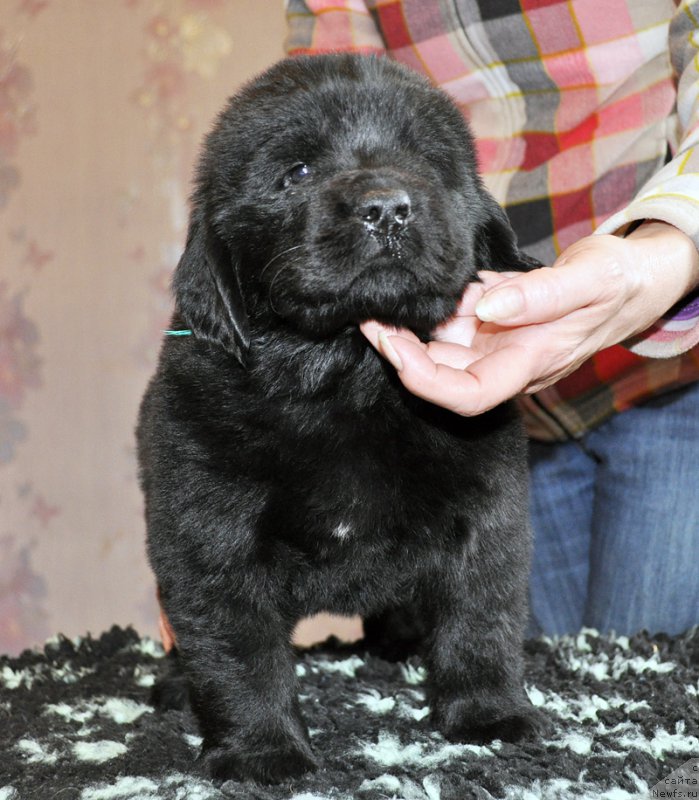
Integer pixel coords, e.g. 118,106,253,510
172,211,250,365
474,192,544,272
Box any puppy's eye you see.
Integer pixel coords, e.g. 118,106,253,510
282,163,311,189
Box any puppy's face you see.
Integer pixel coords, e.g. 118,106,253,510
174,55,536,360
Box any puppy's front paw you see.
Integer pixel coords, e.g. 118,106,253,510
434,698,549,745
201,740,318,784
445,709,547,744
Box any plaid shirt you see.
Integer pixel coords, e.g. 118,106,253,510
286,0,699,441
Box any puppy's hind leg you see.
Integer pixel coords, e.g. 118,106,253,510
172,603,317,784
150,648,191,711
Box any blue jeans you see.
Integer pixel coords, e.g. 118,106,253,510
527,381,699,637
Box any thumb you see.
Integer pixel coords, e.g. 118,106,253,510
474,260,599,326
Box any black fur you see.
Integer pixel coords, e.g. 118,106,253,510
137,54,545,785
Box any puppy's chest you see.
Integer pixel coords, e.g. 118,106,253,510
274,411,480,614
270,406,477,548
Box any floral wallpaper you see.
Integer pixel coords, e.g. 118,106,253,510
0,0,347,656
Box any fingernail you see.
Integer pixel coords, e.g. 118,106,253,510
476,287,524,322
377,332,404,371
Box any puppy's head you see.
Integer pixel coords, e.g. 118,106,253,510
173,55,538,364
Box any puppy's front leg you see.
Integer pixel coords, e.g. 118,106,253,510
171,602,316,784
422,530,544,744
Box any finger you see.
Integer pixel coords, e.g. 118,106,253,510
381,335,482,414
451,272,515,316
359,320,423,349
474,261,603,326
359,319,398,345
477,269,527,285
431,277,500,344
432,312,479,345
386,335,535,416
454,344,537,412
422,339,481,370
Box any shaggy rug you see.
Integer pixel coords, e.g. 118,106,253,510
0,626,698,800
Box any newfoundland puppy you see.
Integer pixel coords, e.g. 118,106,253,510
137,54,544,784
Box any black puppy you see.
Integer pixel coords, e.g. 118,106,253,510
137,54,543,784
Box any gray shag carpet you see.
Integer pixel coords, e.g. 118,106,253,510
1,626,698,800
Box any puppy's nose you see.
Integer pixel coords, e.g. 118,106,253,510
357,189,411,236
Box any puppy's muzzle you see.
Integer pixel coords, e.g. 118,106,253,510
357,188,411,237
328,169,414,246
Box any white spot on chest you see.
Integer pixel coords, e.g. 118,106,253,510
332,522,352,540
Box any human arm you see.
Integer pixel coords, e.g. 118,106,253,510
586,0,699,357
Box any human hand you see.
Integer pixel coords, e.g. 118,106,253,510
361,222,699,415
